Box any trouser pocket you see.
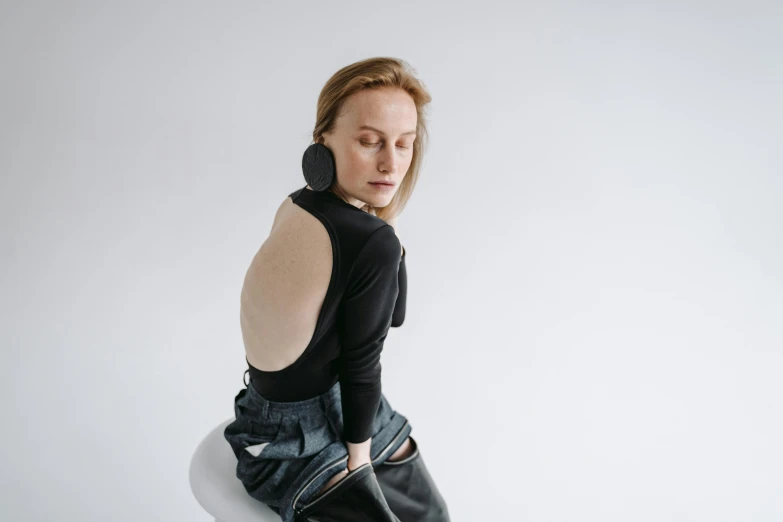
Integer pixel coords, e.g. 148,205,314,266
374,436,451,522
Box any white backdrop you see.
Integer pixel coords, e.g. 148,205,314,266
1,1,781,521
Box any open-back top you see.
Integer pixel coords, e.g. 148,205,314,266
246,185,407,443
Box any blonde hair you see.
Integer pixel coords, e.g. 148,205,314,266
311,57,432,223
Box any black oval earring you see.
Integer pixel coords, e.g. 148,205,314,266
302,143,335,192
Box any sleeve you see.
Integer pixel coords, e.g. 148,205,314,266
338,225,402,444
390,246,407,328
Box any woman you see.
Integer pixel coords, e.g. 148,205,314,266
223,57,450,522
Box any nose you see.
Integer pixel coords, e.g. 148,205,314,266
378,146,398,174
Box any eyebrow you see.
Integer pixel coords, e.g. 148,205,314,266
358,125,417,136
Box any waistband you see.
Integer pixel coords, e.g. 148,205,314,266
243,370,342,415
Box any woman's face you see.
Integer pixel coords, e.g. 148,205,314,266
316,87,417,210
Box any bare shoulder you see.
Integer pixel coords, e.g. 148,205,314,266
265,194,331,260
269,196,292,233
244,195,331,300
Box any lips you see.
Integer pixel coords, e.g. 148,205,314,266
370,181,395,186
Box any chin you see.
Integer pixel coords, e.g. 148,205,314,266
369,194,394,207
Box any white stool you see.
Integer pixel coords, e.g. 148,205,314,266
189,417,280,521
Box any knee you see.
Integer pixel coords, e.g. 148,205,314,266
316,467,349,497
387,436,416,462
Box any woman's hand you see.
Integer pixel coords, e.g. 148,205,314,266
345,438,372,471
347,455,373,471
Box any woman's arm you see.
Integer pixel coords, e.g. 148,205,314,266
338,225,402,456
390,247,406,327
386,214,406,327
386,214,404,256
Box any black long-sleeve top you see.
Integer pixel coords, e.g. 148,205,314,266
247,185,406,443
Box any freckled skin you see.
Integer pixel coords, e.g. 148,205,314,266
316,86,418,211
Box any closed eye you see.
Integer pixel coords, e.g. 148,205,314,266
360,140,411,150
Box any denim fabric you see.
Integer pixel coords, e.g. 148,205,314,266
224,373,413,522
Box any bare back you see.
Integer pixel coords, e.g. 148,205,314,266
240,196,333,372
